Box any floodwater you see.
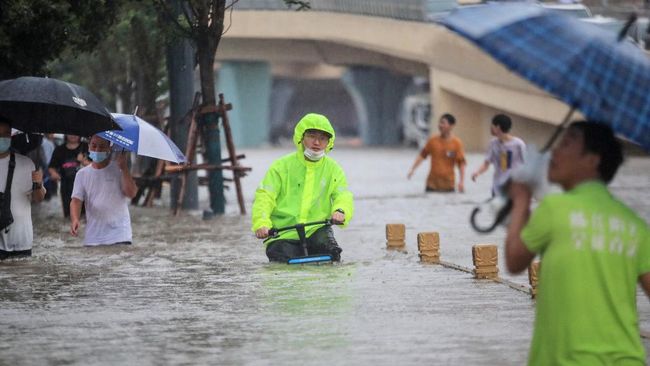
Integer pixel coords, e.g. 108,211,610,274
1,146,650,365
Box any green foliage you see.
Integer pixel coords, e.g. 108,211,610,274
0,0,121,79
49,1,167,116
47,0,310,112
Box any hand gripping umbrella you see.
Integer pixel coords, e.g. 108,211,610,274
0,76,119,136
438,4,650,231
99,113,186,163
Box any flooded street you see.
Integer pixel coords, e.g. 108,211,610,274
2,146,650,365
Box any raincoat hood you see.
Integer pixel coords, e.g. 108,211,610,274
293,113,336,153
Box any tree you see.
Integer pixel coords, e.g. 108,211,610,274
49,2,166,118
155,0,308,108
154,0,309,215
0,0,122,79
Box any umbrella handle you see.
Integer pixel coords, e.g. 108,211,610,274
541,107,575,152
470,194,514,233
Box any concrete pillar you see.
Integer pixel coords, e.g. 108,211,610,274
269,79,296,144
528,261,541,298
342,66,411,145
166,24,198,210
216,61,272,147
417,232,440,263
471,244,499,279
385,223,406,250
430,67,489,153
199,111,225,216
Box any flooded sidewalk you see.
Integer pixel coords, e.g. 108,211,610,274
1,147,649,365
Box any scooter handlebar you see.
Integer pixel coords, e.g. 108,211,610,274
267,219,336,238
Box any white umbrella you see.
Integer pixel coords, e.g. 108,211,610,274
99,113,185,163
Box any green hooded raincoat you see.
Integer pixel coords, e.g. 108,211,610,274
251,113,354,246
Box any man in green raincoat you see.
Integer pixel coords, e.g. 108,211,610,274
252,113,354,262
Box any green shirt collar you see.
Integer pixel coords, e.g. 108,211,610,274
568,179,608,195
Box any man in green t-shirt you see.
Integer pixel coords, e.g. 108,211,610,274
505,121,650,365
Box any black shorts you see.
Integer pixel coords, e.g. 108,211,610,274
266,225,342,263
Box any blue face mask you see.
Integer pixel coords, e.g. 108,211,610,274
0,138,10,153
89,150,109,163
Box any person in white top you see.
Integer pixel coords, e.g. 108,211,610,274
70,135,138,246
0,119,46,260
471,113,526,196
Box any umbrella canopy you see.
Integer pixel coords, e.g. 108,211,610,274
99,113,186,163
439,3,650,151
0,76,120,136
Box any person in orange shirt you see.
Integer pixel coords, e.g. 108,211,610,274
407,113,466,192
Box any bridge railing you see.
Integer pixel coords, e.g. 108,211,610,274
234,0,458,22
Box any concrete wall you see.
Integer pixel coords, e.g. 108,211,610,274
431,77,563,152
216,61,272,147
220,10,580,150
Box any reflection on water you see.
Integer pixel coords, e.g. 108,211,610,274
251,264,356,360
0,149,649,365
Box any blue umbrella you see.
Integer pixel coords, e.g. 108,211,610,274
439,3,650,151
99,113,186,163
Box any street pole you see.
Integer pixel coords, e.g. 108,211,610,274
166,0,198,210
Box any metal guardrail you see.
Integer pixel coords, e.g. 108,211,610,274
233,0,459,22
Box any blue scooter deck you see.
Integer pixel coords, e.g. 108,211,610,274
287,255,332,265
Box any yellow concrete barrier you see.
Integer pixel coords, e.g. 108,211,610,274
417,232,440,263
385,223,406,249
472,244,499,279
528,261,541,299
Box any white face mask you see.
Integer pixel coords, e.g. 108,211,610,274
304,147,325,161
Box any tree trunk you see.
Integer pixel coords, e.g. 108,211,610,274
195,0,224,107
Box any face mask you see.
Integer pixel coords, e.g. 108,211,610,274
304,147,325,161
89,150,109,163
0,138,10,153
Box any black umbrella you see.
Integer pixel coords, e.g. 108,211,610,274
11,132,42,155
0,76,120,136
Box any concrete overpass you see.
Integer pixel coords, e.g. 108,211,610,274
217,1,575,150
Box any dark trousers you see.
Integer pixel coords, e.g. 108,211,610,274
0,249,31,260
266,225,342,263
44,179,57,201
425,186,454,193
60,179,73,218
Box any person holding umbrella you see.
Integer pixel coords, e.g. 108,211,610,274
505,122,650,365
439,4,650,363
69,135,137,246
0,119,46,260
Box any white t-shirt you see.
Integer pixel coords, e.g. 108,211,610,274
485,136,526,194
0,153,35,252
71,160,132,246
